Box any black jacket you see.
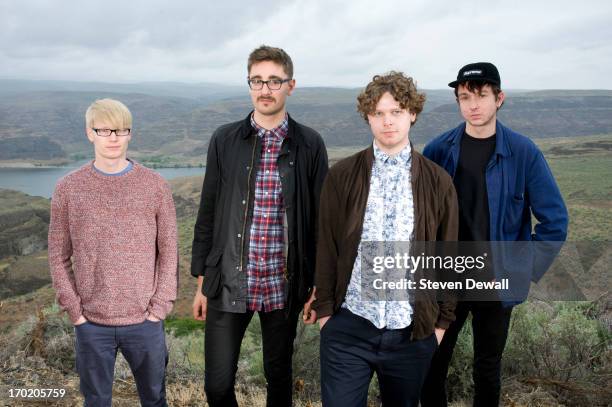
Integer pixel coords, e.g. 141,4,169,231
191,112,328,315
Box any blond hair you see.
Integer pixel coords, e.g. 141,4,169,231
85,98,132,129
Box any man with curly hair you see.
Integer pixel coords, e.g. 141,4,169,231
309,72,458,406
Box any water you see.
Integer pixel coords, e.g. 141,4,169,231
0,161,205,198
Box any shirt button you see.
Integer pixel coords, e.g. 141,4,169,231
242,200,246,205
232,301,236,305
266,170,270,174
267,149,271,153
263,214,267,218
246,166,250,170
237,233,241,238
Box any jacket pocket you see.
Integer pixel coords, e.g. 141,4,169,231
503,194,525,235
202,248,224,299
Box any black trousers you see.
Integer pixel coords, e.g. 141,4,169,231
320,308,437,407
421,301,513,407
204,307,299,407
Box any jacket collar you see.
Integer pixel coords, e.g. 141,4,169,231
447,120,512,159
239,110,313,149
364,140,421,179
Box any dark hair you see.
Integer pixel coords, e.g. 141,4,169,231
357,71,426,123
247,45,293,79
454,81,504,109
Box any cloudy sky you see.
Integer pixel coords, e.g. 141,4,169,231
1,0,611,89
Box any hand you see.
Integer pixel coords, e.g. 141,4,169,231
146,315,161,322
193,276,208,321
302,287,317,324
74,315,88,326
318,315,331,331
435,327,445,345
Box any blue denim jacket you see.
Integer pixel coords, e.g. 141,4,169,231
424,121,568,302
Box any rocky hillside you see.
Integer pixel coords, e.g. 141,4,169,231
0,189,49,258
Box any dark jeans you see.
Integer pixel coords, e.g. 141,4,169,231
204,307,299,407
320,308,437,407
421,301,513,407
74,319,168,407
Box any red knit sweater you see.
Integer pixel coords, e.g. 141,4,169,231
48,161,178,325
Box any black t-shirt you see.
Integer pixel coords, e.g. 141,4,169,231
454,132,496,241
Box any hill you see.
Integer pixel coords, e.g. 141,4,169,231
1,80,612,165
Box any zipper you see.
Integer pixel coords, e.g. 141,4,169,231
239,137,258,272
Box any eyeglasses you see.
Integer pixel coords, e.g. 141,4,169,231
92,128,131,137
247,78,291,91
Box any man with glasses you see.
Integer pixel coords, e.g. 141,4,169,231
48,98,178,406
191,45,328,406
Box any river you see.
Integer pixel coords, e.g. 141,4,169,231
0,161,205,198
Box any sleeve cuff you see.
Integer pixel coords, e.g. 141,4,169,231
191,257,205,277
435,316,452,330
147,303,170,320
312,300,335,319
66,304,83,324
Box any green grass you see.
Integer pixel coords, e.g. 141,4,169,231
547,155,612,203
540,136,612,241
165,316,205,337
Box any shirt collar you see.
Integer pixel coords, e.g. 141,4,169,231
373,141,412,166
250,113,289,140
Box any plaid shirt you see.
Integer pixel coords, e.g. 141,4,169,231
246,114,288,312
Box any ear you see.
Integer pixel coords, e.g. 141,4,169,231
286,79,296,96
409,111,417,124
496,90,505,108
86,127,95,143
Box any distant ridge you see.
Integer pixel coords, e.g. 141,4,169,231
1,79,611,163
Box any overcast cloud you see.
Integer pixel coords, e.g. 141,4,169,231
1,0,611,89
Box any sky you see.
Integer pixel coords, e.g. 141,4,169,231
1,0,612,89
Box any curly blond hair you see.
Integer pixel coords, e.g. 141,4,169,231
357,71,426,123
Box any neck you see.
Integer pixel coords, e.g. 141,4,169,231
375,138,409,157
465,119,497,139
253,109,287,130
93,156,130,174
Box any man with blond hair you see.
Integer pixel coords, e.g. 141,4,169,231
310,72,457,406
48,98,178,407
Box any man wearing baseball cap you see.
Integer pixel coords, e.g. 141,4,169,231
420,63,568,406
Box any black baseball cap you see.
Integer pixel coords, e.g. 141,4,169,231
448,62,501,88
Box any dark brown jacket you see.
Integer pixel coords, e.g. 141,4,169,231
312,145,458,340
